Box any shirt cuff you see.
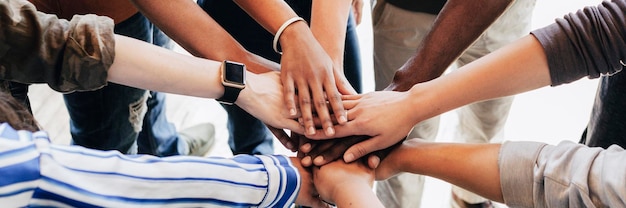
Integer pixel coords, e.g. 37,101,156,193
499,141,546,207
256,155,300,208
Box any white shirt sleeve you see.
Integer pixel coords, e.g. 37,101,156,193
0,123,300,207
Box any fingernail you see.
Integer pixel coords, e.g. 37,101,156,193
290,108,297,116
301,143,311,152
325,127,335,136
313,156,324,165
339,115,347,124
307,127,316,135
301,156,312,166
344,153,354,162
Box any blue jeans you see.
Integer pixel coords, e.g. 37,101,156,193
64,13,180,156
198,0,362,154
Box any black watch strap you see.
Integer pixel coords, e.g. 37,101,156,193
217,86,242,105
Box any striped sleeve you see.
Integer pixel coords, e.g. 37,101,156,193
0,124,300,207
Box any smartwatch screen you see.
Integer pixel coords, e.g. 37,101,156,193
224,61,245,84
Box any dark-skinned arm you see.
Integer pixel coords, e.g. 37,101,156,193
387,0,514,91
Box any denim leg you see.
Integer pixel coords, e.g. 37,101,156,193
222,104,274,155
137,91,179,156
65,13,180,155
64,84,147,153
343,12,362,93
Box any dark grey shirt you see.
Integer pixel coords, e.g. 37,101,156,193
532,0,626,86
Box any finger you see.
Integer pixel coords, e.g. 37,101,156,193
305,121,360,140
334,72,358,95
311,136,368,166
296,81,316,135
280,117,306,135
267,126,296,152
311,82,336,137
282,75,298,117
341,94,362,101
342,99,359,111
307,141,336,166
343,135,386,163
367,154,381,169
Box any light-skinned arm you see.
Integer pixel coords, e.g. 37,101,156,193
306,35,550,162
375,139,503,202
313,159,383,208
109,35,305,136
387,0,514,91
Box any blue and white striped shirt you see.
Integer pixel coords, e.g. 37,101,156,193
0,123,300,207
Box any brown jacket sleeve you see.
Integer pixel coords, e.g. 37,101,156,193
0,0,115,93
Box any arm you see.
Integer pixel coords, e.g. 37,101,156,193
375,139,504,202
110,35,304,134
310,0,358,94
0,122,322,207
313,159,383,208
319,35,551,162
387,0,514,91
232,0,350,136
129,0,279,73
0,1,305,135
329,0,626,164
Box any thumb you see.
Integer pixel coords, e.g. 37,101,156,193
343,136,383,163
335,74,358,95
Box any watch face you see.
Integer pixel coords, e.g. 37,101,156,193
223,61,245,85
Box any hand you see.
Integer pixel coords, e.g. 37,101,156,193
279,23,348,137
236,71,305,135
312,159,374,204
267,126,298,152
385,63,441,92
290,157,333,208
307,91,417,163
351,0,363,25
299,135,368,167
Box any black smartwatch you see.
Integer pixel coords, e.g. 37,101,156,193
217,60,246,105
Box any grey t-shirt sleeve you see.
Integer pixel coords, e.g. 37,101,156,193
530,0,626,86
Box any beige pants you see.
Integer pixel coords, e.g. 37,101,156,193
372,0,536,207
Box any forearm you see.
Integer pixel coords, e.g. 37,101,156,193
392,140,504,202
407,35,551,123
391,0,513,89
232,0,316,56
331,182,383,208
129,0,278,73
310,0,352,67
108,35,224,99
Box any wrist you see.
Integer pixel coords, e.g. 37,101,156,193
278,21,312,52
273,17,307,54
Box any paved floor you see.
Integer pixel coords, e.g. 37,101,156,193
28,0,603,207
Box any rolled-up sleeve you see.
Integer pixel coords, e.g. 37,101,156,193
500,141,626,207
530,1,626,86
0,0,115,92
